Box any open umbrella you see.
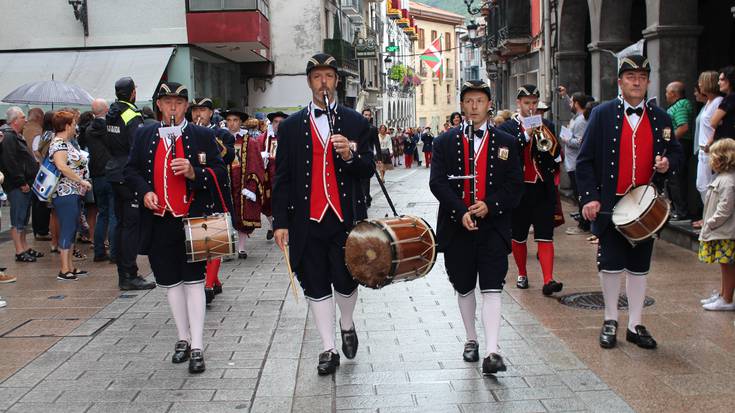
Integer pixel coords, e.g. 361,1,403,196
2,79,94,108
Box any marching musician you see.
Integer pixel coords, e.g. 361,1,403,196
191,97,236,304
499,84,564,296
259,111,289,241
224,109,265,260
272,53,375,375
430,80,523,375
577,55,682,349
125,82,228,374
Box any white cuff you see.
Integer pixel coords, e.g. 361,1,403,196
241,188,257,201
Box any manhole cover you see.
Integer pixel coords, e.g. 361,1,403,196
559,292,655,310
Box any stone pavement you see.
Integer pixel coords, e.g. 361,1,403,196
0,166,731,412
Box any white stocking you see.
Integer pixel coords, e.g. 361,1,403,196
335,290,358,330
184,283,206,350
267,216,274,230
600,272,622,322
166,284,190,343
237,231,248,252
457,291,478,342
481,292,502,356
310,297,336,352
625,272,647,331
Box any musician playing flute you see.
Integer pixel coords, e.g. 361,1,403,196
577,55,682,349
272,54,375,375
125,82,228,373
430,81,523,375
499,84,564,296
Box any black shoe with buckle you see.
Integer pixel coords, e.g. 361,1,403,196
626,325,657,349
599,320,618,349
463,340,479,362
516,275,529,289
542,280,563,296
482,353,507,375
213,284,223,295
188,349,206,374
266,230,274,240
205,287,215,305
340,323,359,359
172,340,191,363
317,351,340,375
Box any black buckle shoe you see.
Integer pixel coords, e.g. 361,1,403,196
213,284,223,295
340,323,359,360
266,230,274,240
463,340,479,362
542,280,563,296
172,340,190,363
238,251,248,260
188,349,206,374
626,325,657,349
599,320,618,349
482,353,507,376
516,275,529,289
119,275,156,291
205,288,215,305
317,351,340,375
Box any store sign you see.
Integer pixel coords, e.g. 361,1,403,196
355,37,379,59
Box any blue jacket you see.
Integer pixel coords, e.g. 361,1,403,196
576,98,683,236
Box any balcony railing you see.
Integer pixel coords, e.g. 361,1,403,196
341,0,361,16
187,0,269,18
323,38,359,73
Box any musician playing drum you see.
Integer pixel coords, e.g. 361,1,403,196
499,84,564,296
272,53,375,375
429,81,523,375
577,55,682,350
125,82,228,373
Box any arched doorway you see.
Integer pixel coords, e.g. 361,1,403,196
556,0,592,97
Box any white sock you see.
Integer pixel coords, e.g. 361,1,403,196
310,297,336,352
237,231,247,252
335,290,358,330
481,292,502,356
600,272,622,322
457,291,478,342
625,272,647,331
166,284,191,343
183,283,206,350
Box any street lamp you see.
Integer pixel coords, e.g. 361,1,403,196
463,0,497,16
467,23,478,41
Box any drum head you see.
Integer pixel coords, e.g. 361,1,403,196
345,221,394,288
612,185,657,226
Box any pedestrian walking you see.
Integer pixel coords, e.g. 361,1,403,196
360,108,380,208
378,124,393,180
421,126,433,167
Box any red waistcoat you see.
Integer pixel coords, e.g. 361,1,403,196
153,137,190,217
519,124,541,183
616,111,654,195
462,131,489,207
309,118,344,222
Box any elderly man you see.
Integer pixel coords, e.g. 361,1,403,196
665,81,694,221
0,107,42,263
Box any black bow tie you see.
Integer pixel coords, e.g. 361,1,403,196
474,130,484,138
315,108,333,118
626,107,643,117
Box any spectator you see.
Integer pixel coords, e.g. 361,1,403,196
0,168,16,284
24,109,53,241
403,127,415,168
582,101,601,244
449,112,462,127
49,110,91,280
0,107,42,263
420,126,433,168
698,138,735,311
443,122,451,132
76,111,96,247
378,124,393,180
695,71,723,229
82,99,116,263
413,126,422,167
665,81,695,221
140,106,158,126
360,108,380,208
22,108,43,143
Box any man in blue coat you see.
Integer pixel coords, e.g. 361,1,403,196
272,54,375,375
430,81,523,375
577,55,682,350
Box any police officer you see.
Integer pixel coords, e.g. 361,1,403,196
105,77,155,290
430,81,523,376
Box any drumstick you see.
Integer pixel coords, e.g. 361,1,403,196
282,244,299,302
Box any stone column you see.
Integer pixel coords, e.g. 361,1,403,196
643,25,702,103
588,40,630,101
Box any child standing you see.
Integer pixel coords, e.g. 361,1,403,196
699,138,735,311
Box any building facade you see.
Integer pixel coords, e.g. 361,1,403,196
458,18,489,90
410,1,464,133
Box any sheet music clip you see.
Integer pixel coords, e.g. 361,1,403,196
447,174,476,180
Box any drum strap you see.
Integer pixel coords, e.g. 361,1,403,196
205,167,230,214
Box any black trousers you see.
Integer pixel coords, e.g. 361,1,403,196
112,183,140,277
444,227,509,295
666,139,690,217
31,196,50,236
512,181,556,242
148,213,206,287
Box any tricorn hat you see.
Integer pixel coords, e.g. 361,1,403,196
618,54,650,77
223,109,249,121
460,80,492,101
306,53,339,75
516,84,540,99
267,111,289,122
190,97,213,110
156,82,188,100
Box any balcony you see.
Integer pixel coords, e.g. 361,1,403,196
323,38,359,75
341,0,361,16
187,0,269,18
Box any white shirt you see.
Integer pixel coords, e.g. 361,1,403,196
698,96,724,147
309,102,336,144
462,121,488,152
622,97,645,128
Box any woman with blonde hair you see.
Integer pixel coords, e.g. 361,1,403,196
694,71,723,228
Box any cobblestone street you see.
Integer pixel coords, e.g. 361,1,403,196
0,167,733,412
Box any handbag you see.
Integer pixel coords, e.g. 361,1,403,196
32,156,61,202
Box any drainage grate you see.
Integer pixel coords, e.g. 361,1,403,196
559,292,655,310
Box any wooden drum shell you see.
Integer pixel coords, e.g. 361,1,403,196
184,213,238,263
612,186,670,243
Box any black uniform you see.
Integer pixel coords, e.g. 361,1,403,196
429,124,523,295
361,123,380,207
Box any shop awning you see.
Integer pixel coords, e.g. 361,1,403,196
0,47,175,104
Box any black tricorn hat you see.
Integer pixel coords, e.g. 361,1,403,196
115,77,135,101
223,109,249,121
460,80,492,101
618,54,651,77
190,97,213,110
306,53,339,75
156,82,188,100
516,84,540,99
267,111,289,122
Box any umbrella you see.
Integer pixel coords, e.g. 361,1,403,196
2,79,94,108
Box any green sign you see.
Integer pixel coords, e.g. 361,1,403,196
385,45,400,53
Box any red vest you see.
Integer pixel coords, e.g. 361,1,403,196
462,131,489,207
616,111,654,195
519,123,542,183
308,118,343,222
153,137,190,217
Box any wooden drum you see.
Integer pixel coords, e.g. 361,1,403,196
183,213,238,263
345,215,437,289
612,185,670,243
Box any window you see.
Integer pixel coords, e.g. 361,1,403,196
433,83,437,105
431,30,437,41
420,85,425,105
445,32,451,50
418,28,425,49
446,84,451,104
